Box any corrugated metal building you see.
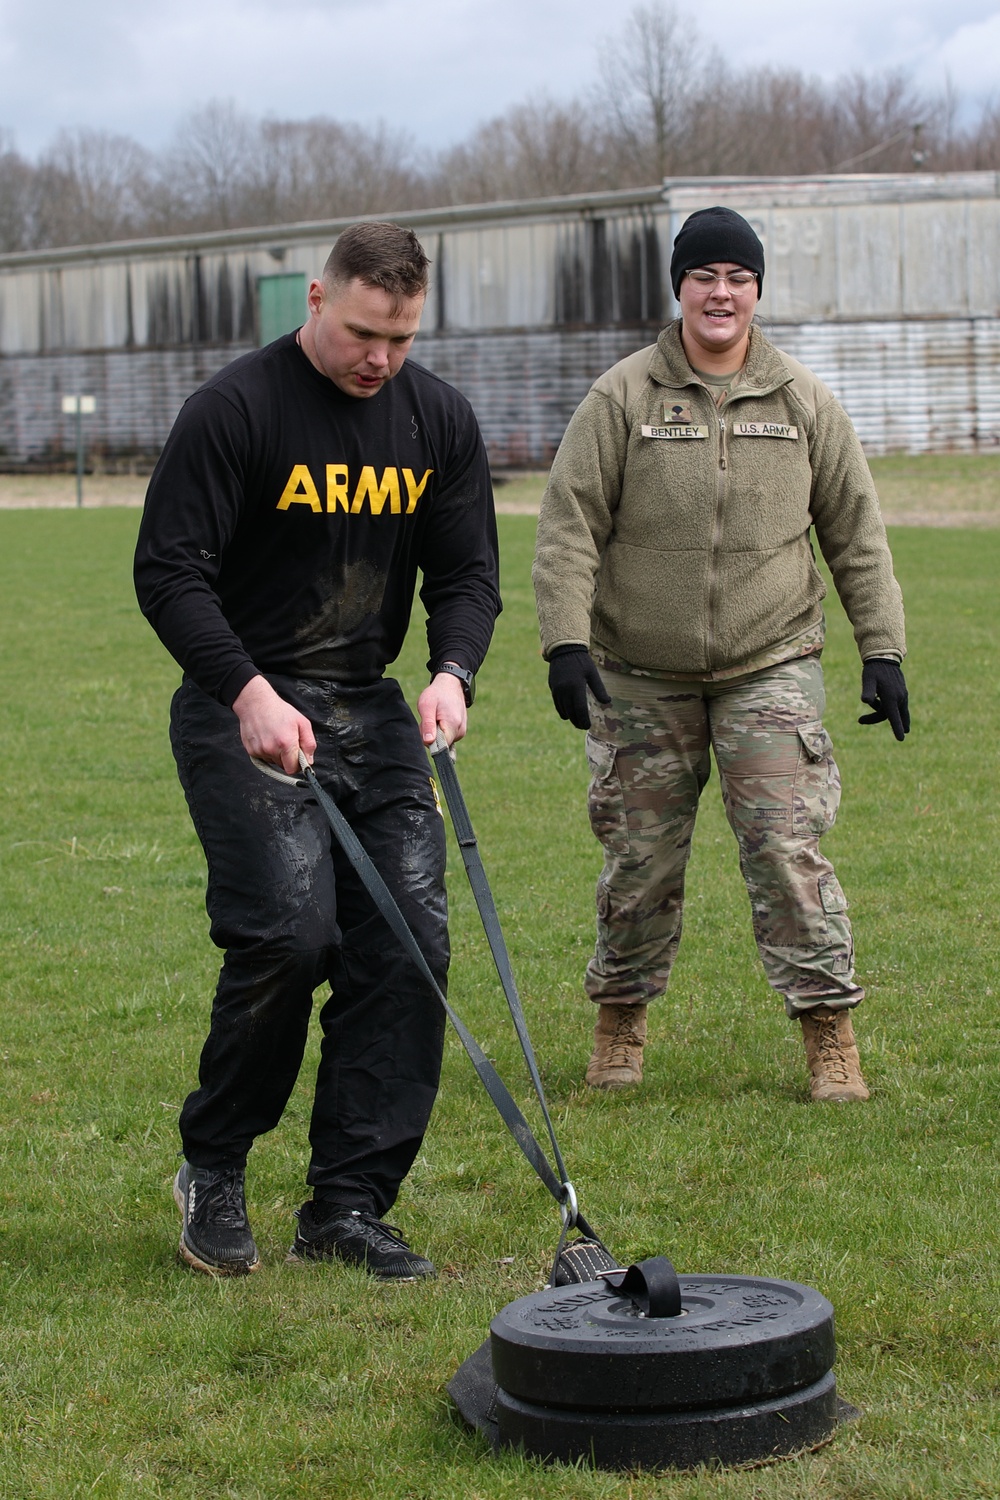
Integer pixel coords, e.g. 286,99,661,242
1,171,998,468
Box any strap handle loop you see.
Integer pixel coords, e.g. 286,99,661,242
602,1256,683,1319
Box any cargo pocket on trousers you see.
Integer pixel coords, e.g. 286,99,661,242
792,720,841,837
586,735,629,855
819,872,848,914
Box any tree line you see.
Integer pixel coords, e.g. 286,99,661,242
2,3,998,253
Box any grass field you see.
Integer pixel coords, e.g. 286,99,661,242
492,455,1000,527
1,505,998,1498
2,451,1000,526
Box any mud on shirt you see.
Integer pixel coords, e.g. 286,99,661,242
134,333,501,705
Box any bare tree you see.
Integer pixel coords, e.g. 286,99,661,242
5,14,1000,255
323,120,430,216
686,66,826,176
149,106,431,232
824,70,938,172
434,100,608,204
161,101,259,230
35,128,154,245
965,95,1000,169
594,2,708,180
0,133,35,251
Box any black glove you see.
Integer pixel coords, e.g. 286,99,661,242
547,645,611,730
859,658,910,741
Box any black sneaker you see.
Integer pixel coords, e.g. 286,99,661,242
289,1202,436,1281
173,1161,261,1277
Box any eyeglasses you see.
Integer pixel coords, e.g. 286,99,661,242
685,269,758,291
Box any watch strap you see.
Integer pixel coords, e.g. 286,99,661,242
436,661,475,706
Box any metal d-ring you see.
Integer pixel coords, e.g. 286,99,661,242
559,1181,579,1231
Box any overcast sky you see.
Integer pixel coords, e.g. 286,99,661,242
2,0,999,158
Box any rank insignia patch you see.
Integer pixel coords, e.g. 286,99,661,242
664,402,694,425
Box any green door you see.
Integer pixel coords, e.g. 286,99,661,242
258,273,307,346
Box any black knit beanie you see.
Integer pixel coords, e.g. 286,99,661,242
670,206,765,298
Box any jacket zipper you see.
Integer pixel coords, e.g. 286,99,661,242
704,408,728,670
655,352,793,670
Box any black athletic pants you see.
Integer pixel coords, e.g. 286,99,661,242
169,674,448,1218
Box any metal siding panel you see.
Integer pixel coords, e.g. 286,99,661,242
770,319,986,454
902,202,969,316
768,207,836,322
3,319,998,466
4,180,998,350
666,171,1000,209
473,227,508,329
972,319,1000,447
554,218,588,325
126,261,149,346
59,266,84,348
0,342,255,462
99,264,130,347
419,233,439,332
523,222,556,326
966,202,1000,317
657,208,679,318
413,325,660,467
440,228,485,331
275,245,327,281
498,222,519,327
605,212,654,323
0,357,14,455
833,205,903,319
0,269,44,354
57,263,128,349
438,224,553,331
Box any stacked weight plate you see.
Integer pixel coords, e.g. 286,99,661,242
480,1265,842,1470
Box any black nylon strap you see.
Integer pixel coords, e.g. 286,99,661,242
299,763,572,1213
430,737,570,1186
602,1256,682,1319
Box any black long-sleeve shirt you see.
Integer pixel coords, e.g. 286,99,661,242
134,334,501,705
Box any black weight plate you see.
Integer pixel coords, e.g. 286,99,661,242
495,1367,839,1471
491,1275,834,1411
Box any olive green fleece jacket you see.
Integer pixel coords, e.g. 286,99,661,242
532,322,906,678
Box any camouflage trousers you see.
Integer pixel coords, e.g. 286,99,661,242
584,656,864,1017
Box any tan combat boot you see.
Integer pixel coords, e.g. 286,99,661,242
799,1005,870,1102
585,1003,648,1090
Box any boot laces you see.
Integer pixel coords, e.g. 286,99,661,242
607,1009,641,1065
813,1015,851,1082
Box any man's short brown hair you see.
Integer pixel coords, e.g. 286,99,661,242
323,222,430,305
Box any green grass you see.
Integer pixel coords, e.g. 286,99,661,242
493,454,1000,526
866,453,1000,522
1,508,998,1498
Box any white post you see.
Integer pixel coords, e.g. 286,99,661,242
61,396,97,507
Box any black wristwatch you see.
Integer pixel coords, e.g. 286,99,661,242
435,661,476,706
